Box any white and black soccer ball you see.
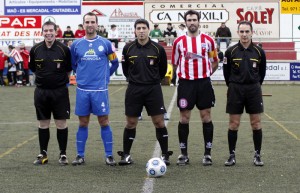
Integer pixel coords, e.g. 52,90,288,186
146,157,167,177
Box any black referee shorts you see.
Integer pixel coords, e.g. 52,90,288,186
34,86,70,120
125,83,166,117
226,82,263,114
177,78,215,111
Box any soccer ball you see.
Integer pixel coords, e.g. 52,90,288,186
146,157,167,177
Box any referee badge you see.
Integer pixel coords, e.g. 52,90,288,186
253,62,257,68
223,57,227,64
150,59,154,65
57,63,60,69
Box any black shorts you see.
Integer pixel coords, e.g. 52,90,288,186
16,62,24,72
34,86,70,120
125,84,166,117
226,83,263,114
177,78,215,111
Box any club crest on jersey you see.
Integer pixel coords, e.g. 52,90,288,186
57,63,60,68
89,43,92,47
253,62,257,68
98,45,104,52
201,43,207,49
150,59,154,65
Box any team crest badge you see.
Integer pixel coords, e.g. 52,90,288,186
98,45,104,52
57,63,60,68
150,59,154,65
253,62,257,68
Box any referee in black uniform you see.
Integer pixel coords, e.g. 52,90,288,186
118,19,173,166
223,20,266,166
29,21,72,165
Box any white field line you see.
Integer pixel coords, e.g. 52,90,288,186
141,88,177,193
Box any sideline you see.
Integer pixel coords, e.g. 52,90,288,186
0,86,125,159
0,135,38,159
142,88,177,193
264,112,300,141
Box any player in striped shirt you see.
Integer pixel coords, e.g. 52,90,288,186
171,10,219,166
5,45,24,87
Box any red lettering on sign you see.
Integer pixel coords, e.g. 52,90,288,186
0,16,42,28
236,8,274,24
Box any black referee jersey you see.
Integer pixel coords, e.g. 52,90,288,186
122,39,167,85
29,40,72,89
223,41,266,86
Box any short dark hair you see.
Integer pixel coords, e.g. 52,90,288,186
8,45,14,49
111,24,116,28
42,21,57,31
238,20,253,31
83,12,98,24
134,19,149,29
184,10,200,22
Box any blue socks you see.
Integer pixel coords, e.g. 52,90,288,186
76,125,113,158
76,126,88,157
101,125,113,157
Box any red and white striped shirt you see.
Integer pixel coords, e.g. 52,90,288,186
9,49,23,63
171,32,218,80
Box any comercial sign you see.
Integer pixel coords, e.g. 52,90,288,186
4,0,81,15
0,16,42,28
290,63,300,81
211,63,290,81
82,1,144,39
281,0,300,14
145,2,279,39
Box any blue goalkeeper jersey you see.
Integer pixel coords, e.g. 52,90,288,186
71,35,117,90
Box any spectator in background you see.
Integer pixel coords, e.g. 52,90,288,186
108,24,119,50
19,43,30,86
217,46,224,62
67,40,73,49
75,24,85,38
0,48,7,86
63,26,75,45
7,56,17,86
4,54,17,86
177,24,187,37
215,22,232,48
98,25,108,38
56,25,63,38
5,45,24,87
149,24,163,41
163,23,177,46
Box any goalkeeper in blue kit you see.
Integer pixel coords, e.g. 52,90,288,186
70,12,119,166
